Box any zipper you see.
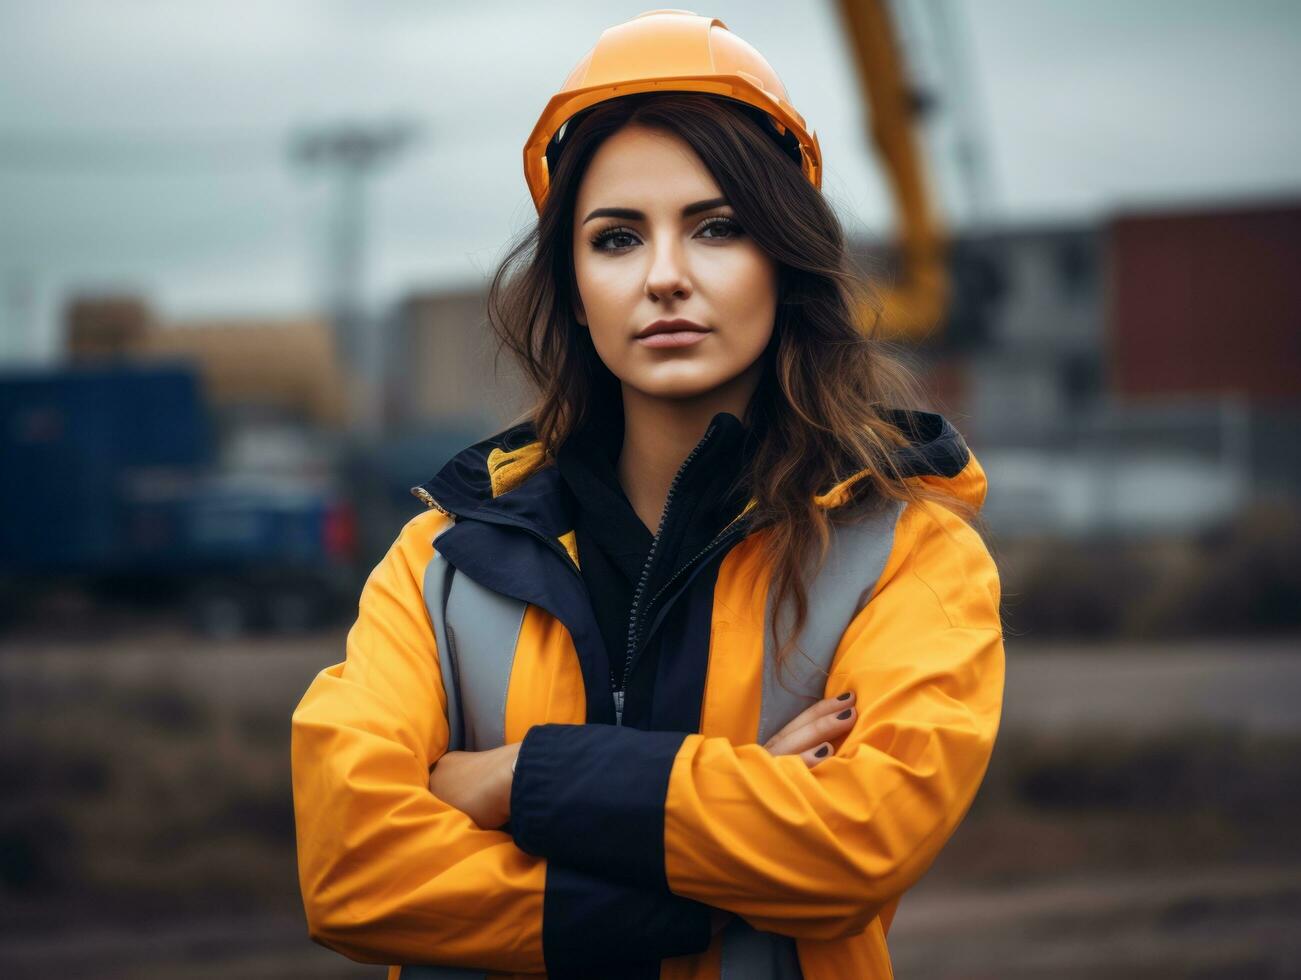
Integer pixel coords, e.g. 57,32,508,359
628,510,750,655
411,485,454,519
613,423,720,726
615,497,754,723
613,689,625,725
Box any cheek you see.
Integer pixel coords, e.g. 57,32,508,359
575,254,636,341
710,248,778,353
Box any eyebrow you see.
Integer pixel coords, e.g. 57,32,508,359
582,197,729,225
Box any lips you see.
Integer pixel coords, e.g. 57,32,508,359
633,318,712,350
637,330,710,349
634,318,710,339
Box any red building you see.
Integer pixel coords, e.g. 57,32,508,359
1108,200,1301,405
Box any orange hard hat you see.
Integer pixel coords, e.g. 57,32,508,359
523,9,822,212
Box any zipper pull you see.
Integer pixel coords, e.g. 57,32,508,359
410,485,453,518
613,689,625,726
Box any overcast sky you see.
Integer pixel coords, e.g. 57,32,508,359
2,0,1299,358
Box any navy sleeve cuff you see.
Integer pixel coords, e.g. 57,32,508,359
543,862,711,977
511,723,687,889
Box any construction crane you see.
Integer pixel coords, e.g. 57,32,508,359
834,0,999,345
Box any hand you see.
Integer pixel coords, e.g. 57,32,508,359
763,691,856,768
427,742,522,830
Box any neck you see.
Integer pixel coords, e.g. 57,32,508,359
617,365,760,533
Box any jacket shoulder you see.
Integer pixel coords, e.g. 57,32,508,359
377,509,456,592
870,498,1001,632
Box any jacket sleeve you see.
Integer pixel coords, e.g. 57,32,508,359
291,512,712,974
509,499,1005,942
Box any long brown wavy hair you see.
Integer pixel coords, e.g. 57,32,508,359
488,92,966,672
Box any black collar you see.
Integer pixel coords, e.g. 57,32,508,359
411,408,970,539
554,409,758,581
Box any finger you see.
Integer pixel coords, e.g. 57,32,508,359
767,703,857,755
798,742,835,768
766,704,857,757
763,692,854,751
772,692,854,741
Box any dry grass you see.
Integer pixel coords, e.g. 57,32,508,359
0,630,336,932
1,628,1298,977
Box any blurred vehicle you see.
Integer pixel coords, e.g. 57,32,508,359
0,362,358,637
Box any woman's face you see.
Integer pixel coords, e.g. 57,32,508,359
571,123,778,404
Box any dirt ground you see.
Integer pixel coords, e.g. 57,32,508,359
2,626,1299,978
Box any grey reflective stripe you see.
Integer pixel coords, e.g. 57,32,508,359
421,546,528,752
399,542,524,980
722,500,904,980
423,551,463,751
758,500,905,743
445,567,528,750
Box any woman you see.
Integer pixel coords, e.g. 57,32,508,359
291,10,1003,980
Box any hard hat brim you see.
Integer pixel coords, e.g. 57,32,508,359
523,75,822,212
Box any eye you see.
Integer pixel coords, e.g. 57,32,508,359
590,225,640,252
696,215,743,240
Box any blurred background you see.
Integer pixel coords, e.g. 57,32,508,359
1,1,1299,977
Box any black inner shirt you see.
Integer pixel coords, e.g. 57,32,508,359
555,408,758,694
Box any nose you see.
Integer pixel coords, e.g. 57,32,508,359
644,237,692,304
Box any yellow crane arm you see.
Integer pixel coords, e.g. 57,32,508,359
834,0,950,340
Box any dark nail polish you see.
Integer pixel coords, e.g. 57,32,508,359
836,708,852,720
814,745,830,758
836,692,852,701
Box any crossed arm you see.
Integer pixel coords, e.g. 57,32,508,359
292,512,727,975
291,501,1003,972
427,692,857,830
424,693,860,949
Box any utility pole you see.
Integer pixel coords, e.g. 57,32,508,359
289,121,418,435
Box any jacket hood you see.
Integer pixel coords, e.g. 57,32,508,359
411,409,986,526
814,410,987,512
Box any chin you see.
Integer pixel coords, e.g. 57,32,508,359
626,365,747,402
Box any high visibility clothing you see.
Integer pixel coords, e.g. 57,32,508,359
291,410,1004,979
524,9,822,212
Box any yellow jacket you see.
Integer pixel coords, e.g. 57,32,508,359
291,411,1004,979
